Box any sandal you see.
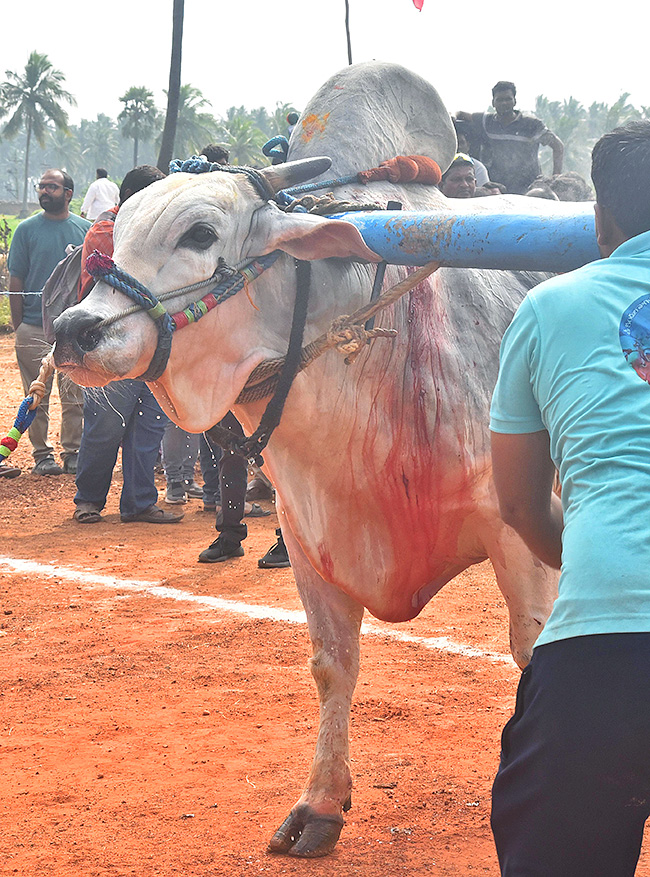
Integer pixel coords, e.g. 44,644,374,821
74,504,102,524
245,502,271,518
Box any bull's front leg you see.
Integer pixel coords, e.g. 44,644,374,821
268,521,364,858
480,517,558,668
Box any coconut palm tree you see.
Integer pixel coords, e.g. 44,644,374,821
158,85,220,159
45,123,82,179
157,0,184,172
220,107,267,165
0,51,76,216
118,86,160,167
78,113,120,181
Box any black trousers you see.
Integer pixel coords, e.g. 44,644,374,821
491,633,650,876
202,411,248,545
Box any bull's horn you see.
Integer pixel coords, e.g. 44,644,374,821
259,156,332,194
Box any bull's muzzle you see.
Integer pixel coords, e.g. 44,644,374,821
52,308,105,366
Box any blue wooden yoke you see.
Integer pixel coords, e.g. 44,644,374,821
330,204,600,273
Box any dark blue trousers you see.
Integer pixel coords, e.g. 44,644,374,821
75,381,167,518
492,633,650,876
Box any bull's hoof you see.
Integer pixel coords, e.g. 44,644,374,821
267,803,345,858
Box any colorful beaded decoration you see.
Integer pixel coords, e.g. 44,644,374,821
0,397,38,461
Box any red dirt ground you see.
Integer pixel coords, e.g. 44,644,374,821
1,332,649,876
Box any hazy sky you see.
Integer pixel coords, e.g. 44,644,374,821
5,0,648,129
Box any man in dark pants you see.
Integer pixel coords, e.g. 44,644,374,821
198,416,290,567
74,166,182,525
198,413,251,561
489,121,650,875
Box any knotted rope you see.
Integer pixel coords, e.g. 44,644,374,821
237,261,440,403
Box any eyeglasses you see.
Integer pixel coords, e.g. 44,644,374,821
34,182,71,194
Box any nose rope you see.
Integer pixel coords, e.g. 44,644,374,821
85,249,281,381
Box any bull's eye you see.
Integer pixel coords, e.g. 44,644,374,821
180,224,217,250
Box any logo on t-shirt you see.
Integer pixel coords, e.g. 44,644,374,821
620,294,650,383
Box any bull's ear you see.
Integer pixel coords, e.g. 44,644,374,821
247,204,381,262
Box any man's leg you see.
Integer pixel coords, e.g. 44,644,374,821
198,414,247,562
215,412,248,544
119,382,168,518
491,634,650,876
14,322,54,464
199,432,221,510
57,371,84,467
161,422,197,504
74,385,128,512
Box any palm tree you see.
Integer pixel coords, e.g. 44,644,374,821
157,0,184,173
78,113,120,182
158,85,219,159
118,86,159,166
0,51,76,216
220,112,267,165
45,123,82,179
269,102,300,138
535,95,589,178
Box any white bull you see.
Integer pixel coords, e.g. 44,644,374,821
53,62,558,857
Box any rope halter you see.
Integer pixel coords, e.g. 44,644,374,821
85,248,280,381
83,156,284,381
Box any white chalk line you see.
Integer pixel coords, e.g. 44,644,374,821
0,555,512,665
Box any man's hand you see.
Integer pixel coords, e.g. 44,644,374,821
8,275,23,330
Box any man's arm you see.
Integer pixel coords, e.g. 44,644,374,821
491,429,563,569
541,131,564,175
8,276,24,329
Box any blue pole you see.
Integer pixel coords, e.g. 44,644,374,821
331,206,601,272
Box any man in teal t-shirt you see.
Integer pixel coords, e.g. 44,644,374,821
489,122,650,875
8,168,90,475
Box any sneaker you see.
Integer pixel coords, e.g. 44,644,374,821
198,536,244,563
165,481,187,504
33,456,63,476
0,462,21,478
62,454,78,474
184,479,204,499
258,529,291,568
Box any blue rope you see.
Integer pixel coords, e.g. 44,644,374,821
15,397,38,432
169,155,274,201
87,256,175,381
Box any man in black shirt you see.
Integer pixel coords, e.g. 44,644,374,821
458,81,564,194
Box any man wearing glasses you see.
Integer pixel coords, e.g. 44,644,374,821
7,169,90,476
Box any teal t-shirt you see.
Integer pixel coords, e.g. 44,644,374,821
7,212,91,326
490,229,650,647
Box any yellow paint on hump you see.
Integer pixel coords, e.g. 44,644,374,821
300,113,331,143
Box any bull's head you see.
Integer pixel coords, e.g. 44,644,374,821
53,157,379,430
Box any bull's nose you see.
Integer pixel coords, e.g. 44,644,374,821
53,308,105,363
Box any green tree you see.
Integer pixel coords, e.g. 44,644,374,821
45,123,82,179
159,84,219,159
0,51,76,216
535,95,589,178
220,108,266,165
118,86,159,166
157,0,184,173
78,114,120,182
268,102,300,138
